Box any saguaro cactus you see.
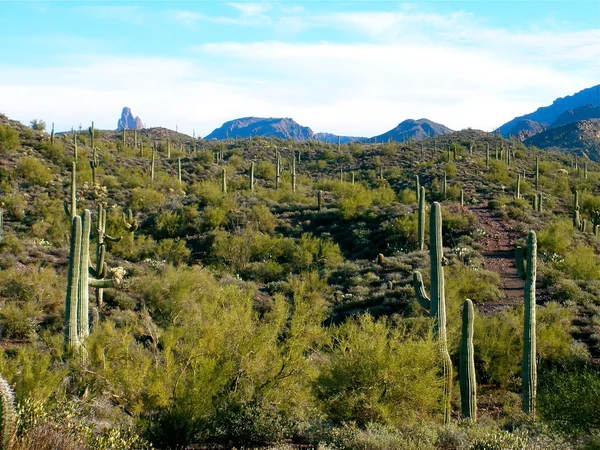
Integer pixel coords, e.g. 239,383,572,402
0,375,16,449
51,122,55,146
122,209,139,248
535,157,539,190
418,186,425,251
537,193,542,213
460,298,477,422
250,161,255,191
89,147,99,186
522,231,537,415
460,189,464,207
413,202,452,423
574,190,581,229
415,175,420,203
63,161,77,219
276,152,281,190
178,157,182,184
443,171,447,200
151,143,156,183
65,216,82,351
516,174,521,199
292,158,297,192
515,246,525,278
486,143,490,169
221,167,227,193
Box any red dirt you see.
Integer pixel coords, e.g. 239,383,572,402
469,204,524,314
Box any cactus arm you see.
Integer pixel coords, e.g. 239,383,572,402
412,271,430,310
89,278,119,289
104,234,123,243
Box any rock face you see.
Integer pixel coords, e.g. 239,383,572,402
205,117,315,141
497,84,600,138
372,119,454,142
117,107,144,130
505,119,548,141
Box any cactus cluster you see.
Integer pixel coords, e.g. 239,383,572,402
65,210,122,352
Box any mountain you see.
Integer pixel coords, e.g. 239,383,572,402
504,119,548,141
524,119,600,160
117,107,144,130
372,119,454,143
551,105,600,128
205,117,315,141
313,132,366,144
497,84,600,137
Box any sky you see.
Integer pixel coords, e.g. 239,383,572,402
0,1,598,137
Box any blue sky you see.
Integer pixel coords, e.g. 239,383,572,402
1,1,598,136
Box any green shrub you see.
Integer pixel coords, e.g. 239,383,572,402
0,124,19,153
189,180,223,207
559,245,600,280
17,157,52,186
154,238,191,265
314,314,443,426
130,188,166,212
539,366,600,435
537,220,573,256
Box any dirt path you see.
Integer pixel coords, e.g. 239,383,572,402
469,204,524,314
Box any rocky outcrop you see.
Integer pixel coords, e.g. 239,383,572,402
372,119,453,142
117,107,144,130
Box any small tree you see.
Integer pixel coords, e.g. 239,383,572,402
30,119,46,131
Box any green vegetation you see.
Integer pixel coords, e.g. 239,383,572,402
0,117,595,448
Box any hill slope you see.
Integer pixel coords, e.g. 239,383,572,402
498,84,600,137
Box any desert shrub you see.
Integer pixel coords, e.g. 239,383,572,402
475,303,580,389
31,194,70,245
17,157,52,187
0,124,19,152
485,160,510,184
291,233,344,271
539,366,600,435
254,161,275,180
189,180,223,207
559,245,600,280
1,190,26,221
154,238,190,266
130,188,166,212
314,314,442,426
382,214,418,252
372,184,396,206
537,219,573,256
398,188,417,204
444,162,457,177
446,265,502,305
249,204,276,233
442,209,475,239
332,183,373,219
39,141,66,164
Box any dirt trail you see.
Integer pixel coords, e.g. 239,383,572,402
469,204,524,314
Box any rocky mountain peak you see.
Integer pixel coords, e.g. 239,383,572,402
117,107,144,130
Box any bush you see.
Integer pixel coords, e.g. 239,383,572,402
537,220,573,256
559,245,600,280
0,124,19,152
130,188,166,212
539,366,600,435
17,157,52,186
154,238,191,265
314,314,443,426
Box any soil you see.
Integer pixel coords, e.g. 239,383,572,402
469,204,525,314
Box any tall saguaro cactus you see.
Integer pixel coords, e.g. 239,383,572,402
535,157,539,191
516,174,521,199
63,161,77,219
250,161,255,191
89,147,99,186
122,209,139,248
221,167,227,193
65,215,82,351
418,186,426,251
574,190,581,229
415,175,420,203
522,231,537,415
51,122,55,146
413,202,452,423
292,158,297,192
460,298,477,421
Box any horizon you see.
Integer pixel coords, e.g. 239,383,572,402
1,1,599,137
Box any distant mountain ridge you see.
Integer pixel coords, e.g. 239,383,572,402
205,117,314,141
498,84,600,138
205,116,453,143
551,105,600,128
